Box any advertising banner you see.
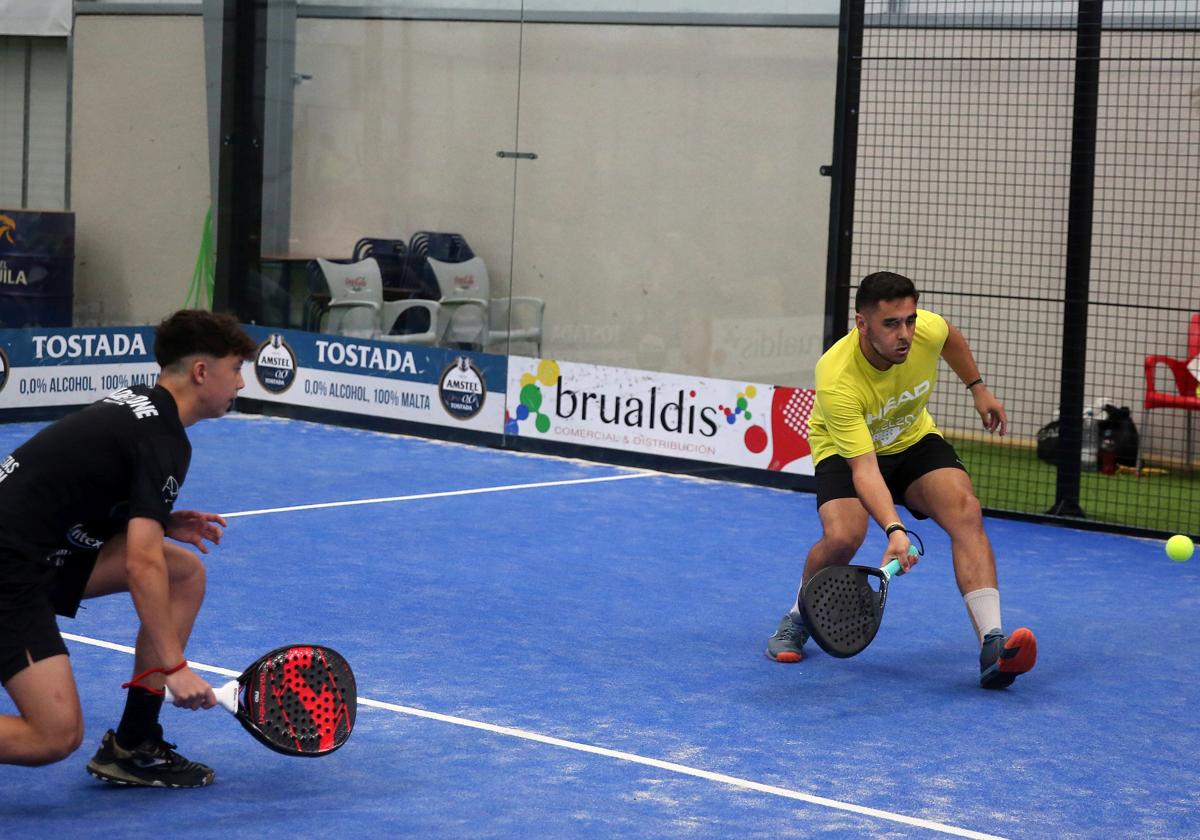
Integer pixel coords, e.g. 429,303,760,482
0,210,75,328
505,356,816,475
0,326,158,411
0,324,810,476
240,326,507,435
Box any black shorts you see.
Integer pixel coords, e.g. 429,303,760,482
814,433,967,519
0,546,99,685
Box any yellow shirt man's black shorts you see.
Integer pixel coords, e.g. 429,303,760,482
814,432,967,518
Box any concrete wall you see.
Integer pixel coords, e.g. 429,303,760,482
71,15,210,326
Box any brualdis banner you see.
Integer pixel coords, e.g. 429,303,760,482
505,356,816,475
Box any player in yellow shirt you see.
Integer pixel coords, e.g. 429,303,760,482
766,272,1037,689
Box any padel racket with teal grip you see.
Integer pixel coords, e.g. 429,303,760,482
799,546,916,658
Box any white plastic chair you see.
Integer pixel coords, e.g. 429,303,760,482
427,256,490,350
488,296,546,356
426,255,545,354
316,257,382,339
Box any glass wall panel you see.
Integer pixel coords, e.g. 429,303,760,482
507,22,836,384
277,9,525,341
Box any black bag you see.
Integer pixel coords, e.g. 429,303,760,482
1036,419,1060,465
1037,406,1140,468
1099,404,1139,467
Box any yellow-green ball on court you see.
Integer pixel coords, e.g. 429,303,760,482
1166,534,1194,562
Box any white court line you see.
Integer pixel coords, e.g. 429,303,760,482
63,632,1005,840
219,472,657,519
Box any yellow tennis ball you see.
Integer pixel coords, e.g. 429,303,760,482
1166,534,1194,562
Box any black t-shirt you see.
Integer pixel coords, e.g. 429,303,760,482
0,385,191,562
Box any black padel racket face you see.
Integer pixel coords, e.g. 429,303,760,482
799,565,890,658
238,645,357,757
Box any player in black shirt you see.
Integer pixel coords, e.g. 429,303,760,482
0,310,255,787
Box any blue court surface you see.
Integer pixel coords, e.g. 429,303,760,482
1,414,1197,839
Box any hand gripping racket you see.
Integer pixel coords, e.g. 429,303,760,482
166,644,357,757
799,541,922,658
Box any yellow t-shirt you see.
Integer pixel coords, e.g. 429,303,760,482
808,309,950,464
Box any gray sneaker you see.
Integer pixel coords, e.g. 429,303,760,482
766,613,809,662
979,627,1038,689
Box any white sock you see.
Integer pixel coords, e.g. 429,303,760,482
963,588,1001,645
788,589,804,623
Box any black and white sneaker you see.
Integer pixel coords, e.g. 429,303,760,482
86,728,214,788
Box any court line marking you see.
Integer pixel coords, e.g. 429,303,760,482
218,472,658,519
64,632,1005,840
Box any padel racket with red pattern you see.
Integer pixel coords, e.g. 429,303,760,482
167,645,356,757
767,387,816,471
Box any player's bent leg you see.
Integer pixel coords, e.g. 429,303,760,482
907,468,1037,687
903,467,997,594
155,541,207,654
83,537,206,681
81,536,214,786
805,498,870,579
0,654,84,766
767,499,868,663
83,535,206,608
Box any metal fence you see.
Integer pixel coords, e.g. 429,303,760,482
825,0,1199,536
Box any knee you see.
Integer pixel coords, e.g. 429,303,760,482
29,717,84,766
55,719,86,762
946,492,984,530
821,528,866,562
166,545,206,600
950,492,979,525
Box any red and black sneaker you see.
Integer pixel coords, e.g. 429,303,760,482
979,627,1038,689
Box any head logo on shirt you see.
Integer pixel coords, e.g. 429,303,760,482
0,347,9,394
162,476,180,504
865,379,931,426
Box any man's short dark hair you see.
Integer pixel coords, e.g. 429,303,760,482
855,271,919,312
155,309,256,368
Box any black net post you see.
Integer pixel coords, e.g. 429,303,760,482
822,0,865,350
212,0,267,320
1050,0,1105,518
